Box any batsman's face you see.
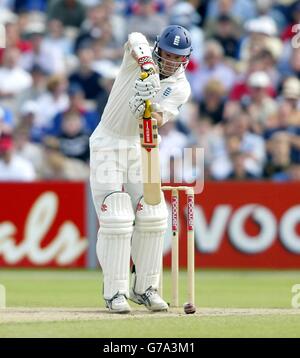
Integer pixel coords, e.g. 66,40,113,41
159,50,186,76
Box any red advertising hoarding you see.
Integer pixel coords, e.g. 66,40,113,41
1,181,300,268
0,182,87,267
163,182,300,268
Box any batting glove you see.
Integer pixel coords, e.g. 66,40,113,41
129,95,145,119
134,73,160,101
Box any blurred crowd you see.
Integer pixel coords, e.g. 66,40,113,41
1,0,300,182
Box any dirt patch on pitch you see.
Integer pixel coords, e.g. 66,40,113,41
1,307,300,324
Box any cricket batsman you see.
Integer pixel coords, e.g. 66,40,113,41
90,25,192,313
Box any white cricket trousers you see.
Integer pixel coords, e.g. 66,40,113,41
90,132,167,300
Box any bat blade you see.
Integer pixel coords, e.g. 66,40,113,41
139,71,162,205
142,144,161,205
139,117,162,205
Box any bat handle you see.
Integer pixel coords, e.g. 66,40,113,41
144,99,151,118
140,72,152,119
140,72,149,81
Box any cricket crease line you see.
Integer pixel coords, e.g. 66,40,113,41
1,307,300,324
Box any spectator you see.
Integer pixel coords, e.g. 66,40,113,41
75,2,123,55
74,2,106,51
57,111,90,163
264,79,300,163
126,0,167,44
274,77,300,127
264,132,291,178
40,136,89,180
13,125,44,174
16,64,49,111
0,12,32,62
240,16,278,61
0,134,36,181
101,0,127,46
198,79,226,125
255,0,287,33
225,151,258,180
205,0,257,26
48,83,100,135
210,14,241,60
0,47,32,98
18,100,46,142
169,1,204,67
20,22,66,75
43,19,74,57
76,98,99,135
229,54,276,102
89,23,124,65
222,100,242,122
255,47,282,89
35,75,70,130
190,40,236,101
188,106,220,169
210,111,266,179
283,76,300,100
47,0,86,29
69,46,106,106
244,71,278,134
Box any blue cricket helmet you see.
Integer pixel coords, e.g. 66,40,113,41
156,25,192,57
153,25,192,77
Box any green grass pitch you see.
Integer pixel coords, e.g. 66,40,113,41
0,269,300,338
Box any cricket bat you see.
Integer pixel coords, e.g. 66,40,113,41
139,72,162,205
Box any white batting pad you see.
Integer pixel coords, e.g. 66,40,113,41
131,196,168,293
97,192,135,299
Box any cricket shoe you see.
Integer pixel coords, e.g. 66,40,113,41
129,286,169,312
105,293,131,314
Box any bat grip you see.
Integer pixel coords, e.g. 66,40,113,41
140,72,152,119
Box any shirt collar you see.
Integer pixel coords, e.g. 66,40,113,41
160,68,185,83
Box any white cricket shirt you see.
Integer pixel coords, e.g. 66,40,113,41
90,37,191,141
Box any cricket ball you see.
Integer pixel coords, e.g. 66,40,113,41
183,302,196,314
